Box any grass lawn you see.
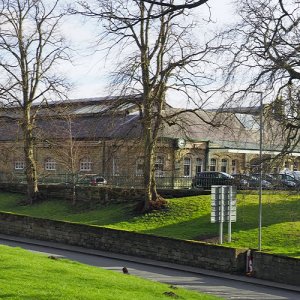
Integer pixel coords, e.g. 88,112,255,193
0,191,299,257
0,245,221,300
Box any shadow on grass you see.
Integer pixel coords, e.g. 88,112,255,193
138,198,300,241
0,192,299,243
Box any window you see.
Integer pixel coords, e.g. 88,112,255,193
44,158,56,171
293,161,299,171
210,158,217,171
113,158,120,176
15,160,25,170
80,158,92,172
183,157,191,177
136,157,144,176
195,158,203,174
231,159,237,174
221,159,228,173
155,156,164,177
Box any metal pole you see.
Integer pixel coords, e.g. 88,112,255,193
258,92,263,251
228,186,232,243
219,186,224,244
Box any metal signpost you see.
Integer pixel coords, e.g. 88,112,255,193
211,185,237,244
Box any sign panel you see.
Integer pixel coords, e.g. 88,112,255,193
211,185,237,223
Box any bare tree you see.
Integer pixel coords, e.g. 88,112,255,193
222,0,300,153
0,0,70,203
41,113,83,205
135,1,210,19
75,0,218,211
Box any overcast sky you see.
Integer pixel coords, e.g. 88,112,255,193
64,0,236,104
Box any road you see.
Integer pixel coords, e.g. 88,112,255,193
0,236,299,300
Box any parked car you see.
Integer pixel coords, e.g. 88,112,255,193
249,173,273,189
78,174,107,186
192,171,234,189
291,171,300,181
90,176,107,186
232,174,272,189
231,174,251,189
269,173,299,189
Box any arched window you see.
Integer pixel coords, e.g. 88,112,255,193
183,157,191,177
80,157,92,172
113,157,120,176
195,158,203,174
155,155,165,177
210,158,217,171
44,158,56,171
231,159,237,174
136,157,144,176
221,159,228,173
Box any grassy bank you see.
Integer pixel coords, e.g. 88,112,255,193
0,245,220,300
0,192,299,257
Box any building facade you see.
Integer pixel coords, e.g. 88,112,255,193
0,96,299,188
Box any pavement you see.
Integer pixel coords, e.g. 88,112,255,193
0,233,299,294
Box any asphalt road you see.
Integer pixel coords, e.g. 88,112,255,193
0,237,299,300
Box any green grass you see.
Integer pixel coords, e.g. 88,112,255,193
0,191,299,257
0,245,221,300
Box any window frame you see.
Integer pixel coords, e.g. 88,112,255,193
183,157,192,177
221,158,228,173
135,157,144,176
112,157,120,176
231,159,237,174
195,158,203,174
14,160,25,170
210,158,217,172
155,155,165,177
44,157,56,171
80,157,92,172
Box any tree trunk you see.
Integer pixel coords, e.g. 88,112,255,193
143,121,159,211
24,135,39,204
23,110,39,204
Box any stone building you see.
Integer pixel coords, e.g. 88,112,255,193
0,95,299,188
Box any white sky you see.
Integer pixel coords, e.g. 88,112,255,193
63,0,236,104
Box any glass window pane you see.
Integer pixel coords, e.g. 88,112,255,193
80,158,92,171
45,158,56,171
183,157,191,177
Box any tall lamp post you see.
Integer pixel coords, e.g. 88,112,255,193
258,92,263,251
251,91,263,251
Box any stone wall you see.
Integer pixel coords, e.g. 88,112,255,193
0,183,207,205
252,252,300,286
0,183,143,205
0,212,299,285
0,212,246,274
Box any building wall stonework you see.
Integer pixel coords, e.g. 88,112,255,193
3,137,296,185
37,143,104,175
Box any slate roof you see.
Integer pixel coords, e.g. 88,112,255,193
0,106,262,148
0,96,296,153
